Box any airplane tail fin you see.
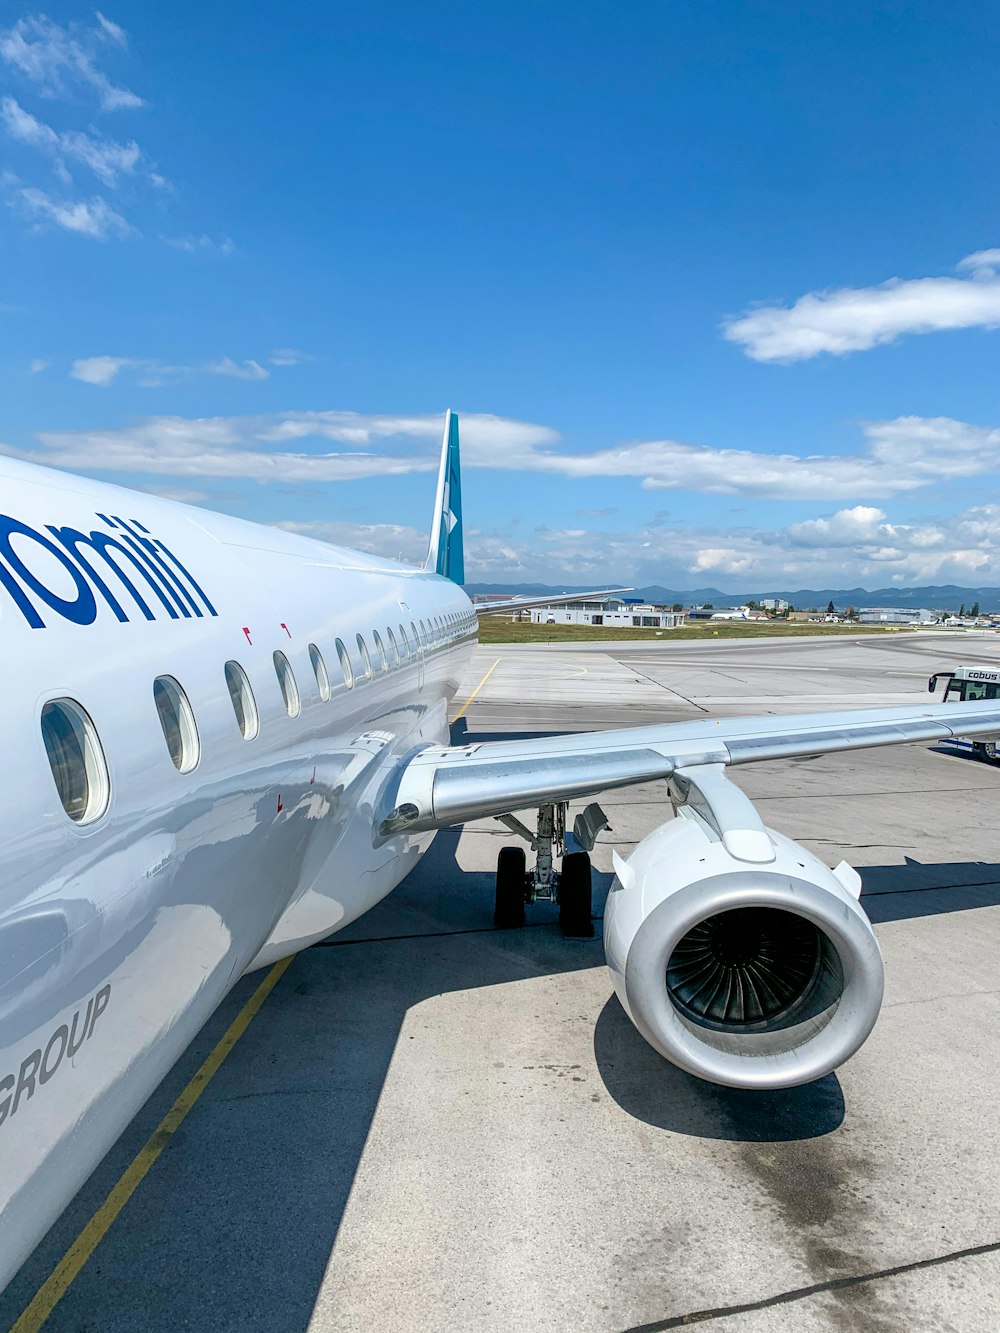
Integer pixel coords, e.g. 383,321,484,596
425,409,464,584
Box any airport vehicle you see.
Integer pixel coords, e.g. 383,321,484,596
4,411,1000,1290
928,664,1000,760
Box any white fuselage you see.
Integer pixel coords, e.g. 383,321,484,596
0,456,476,1287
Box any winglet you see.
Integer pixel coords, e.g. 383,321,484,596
425,409,464,583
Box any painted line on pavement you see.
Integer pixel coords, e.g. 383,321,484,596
451,658,502,723
9,955,295,1333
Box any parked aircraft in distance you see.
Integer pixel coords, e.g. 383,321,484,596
3,410,1000,1288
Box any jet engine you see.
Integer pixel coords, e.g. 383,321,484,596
603,765,884,1090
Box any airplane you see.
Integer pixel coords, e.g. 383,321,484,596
3,408,1000,1291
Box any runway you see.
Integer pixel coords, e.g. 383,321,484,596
4,632,1000,1332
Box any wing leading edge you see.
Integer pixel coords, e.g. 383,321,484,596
472,587,634,616
377,700,1000,838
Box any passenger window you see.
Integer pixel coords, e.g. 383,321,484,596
225,660,259,740
273,650,301,717
336,638,354,689
386,626,399,666
41,698,110,824
309,643,330,701
153,676,201,773
357,633,373,680
398,624,410,659
372,630,388,672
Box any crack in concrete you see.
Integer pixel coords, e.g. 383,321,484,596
620,1238,1000,1330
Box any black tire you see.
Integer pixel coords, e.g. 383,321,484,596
985,741,998,762
494,846,526,928
559,851,594,938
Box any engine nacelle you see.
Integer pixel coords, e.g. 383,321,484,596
603,810,884,1090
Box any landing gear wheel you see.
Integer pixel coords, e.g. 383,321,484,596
559,851,594,938
494,846,526,928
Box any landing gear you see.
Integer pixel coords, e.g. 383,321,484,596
559,851,594,938
493,801,607,936
494,846,526,928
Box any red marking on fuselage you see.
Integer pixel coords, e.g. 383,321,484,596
243,627,252,644
280,622,291,638
276,794,283,813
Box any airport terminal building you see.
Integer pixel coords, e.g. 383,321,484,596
858,606,935,624
529,598,685,629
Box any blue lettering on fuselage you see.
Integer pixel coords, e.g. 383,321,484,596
0,512,218,629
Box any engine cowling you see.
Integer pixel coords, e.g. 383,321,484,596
603,812,884,1090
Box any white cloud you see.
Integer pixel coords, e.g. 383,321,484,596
165,233,236,255
691,548,757,576
1,96,142,186
274,505,1000,590
11,399,1000,587
22,418,435,483
28,357,49,373
94,13,127,48
71,355,133,385
0,18,189,241
137,485,211,505
269,348,312,366
12,409,1000,503
957,250,1000,276
14,185,130,238
278,519,428,564
785,505,893,548
723,250,1000,362
9,412,546,484
70,355,275,387
0,14,143,110
204,357,269,381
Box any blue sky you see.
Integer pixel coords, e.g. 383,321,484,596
2,1,1000,589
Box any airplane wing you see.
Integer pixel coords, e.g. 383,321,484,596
377,699,1000,836
472,588,633,616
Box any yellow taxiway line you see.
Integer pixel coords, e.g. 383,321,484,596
10,954,295,1333
450,657,502,724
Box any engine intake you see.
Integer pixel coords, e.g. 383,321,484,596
603,813,884,1089
667,905,840,1031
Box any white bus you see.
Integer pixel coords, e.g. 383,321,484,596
928,665,1000,760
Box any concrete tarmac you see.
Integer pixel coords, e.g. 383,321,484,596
4,632,1000,1332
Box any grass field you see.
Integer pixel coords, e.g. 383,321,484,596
475,618,906,644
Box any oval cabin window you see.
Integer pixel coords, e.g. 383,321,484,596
225,660,259,740
153,676,201,773
357,634,373,680
309,643,331,701
41,698,110,824
336,638,354,689
273,650,301,718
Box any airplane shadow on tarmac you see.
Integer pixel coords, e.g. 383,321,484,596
0,830,614,1333
7,780,1000,1330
